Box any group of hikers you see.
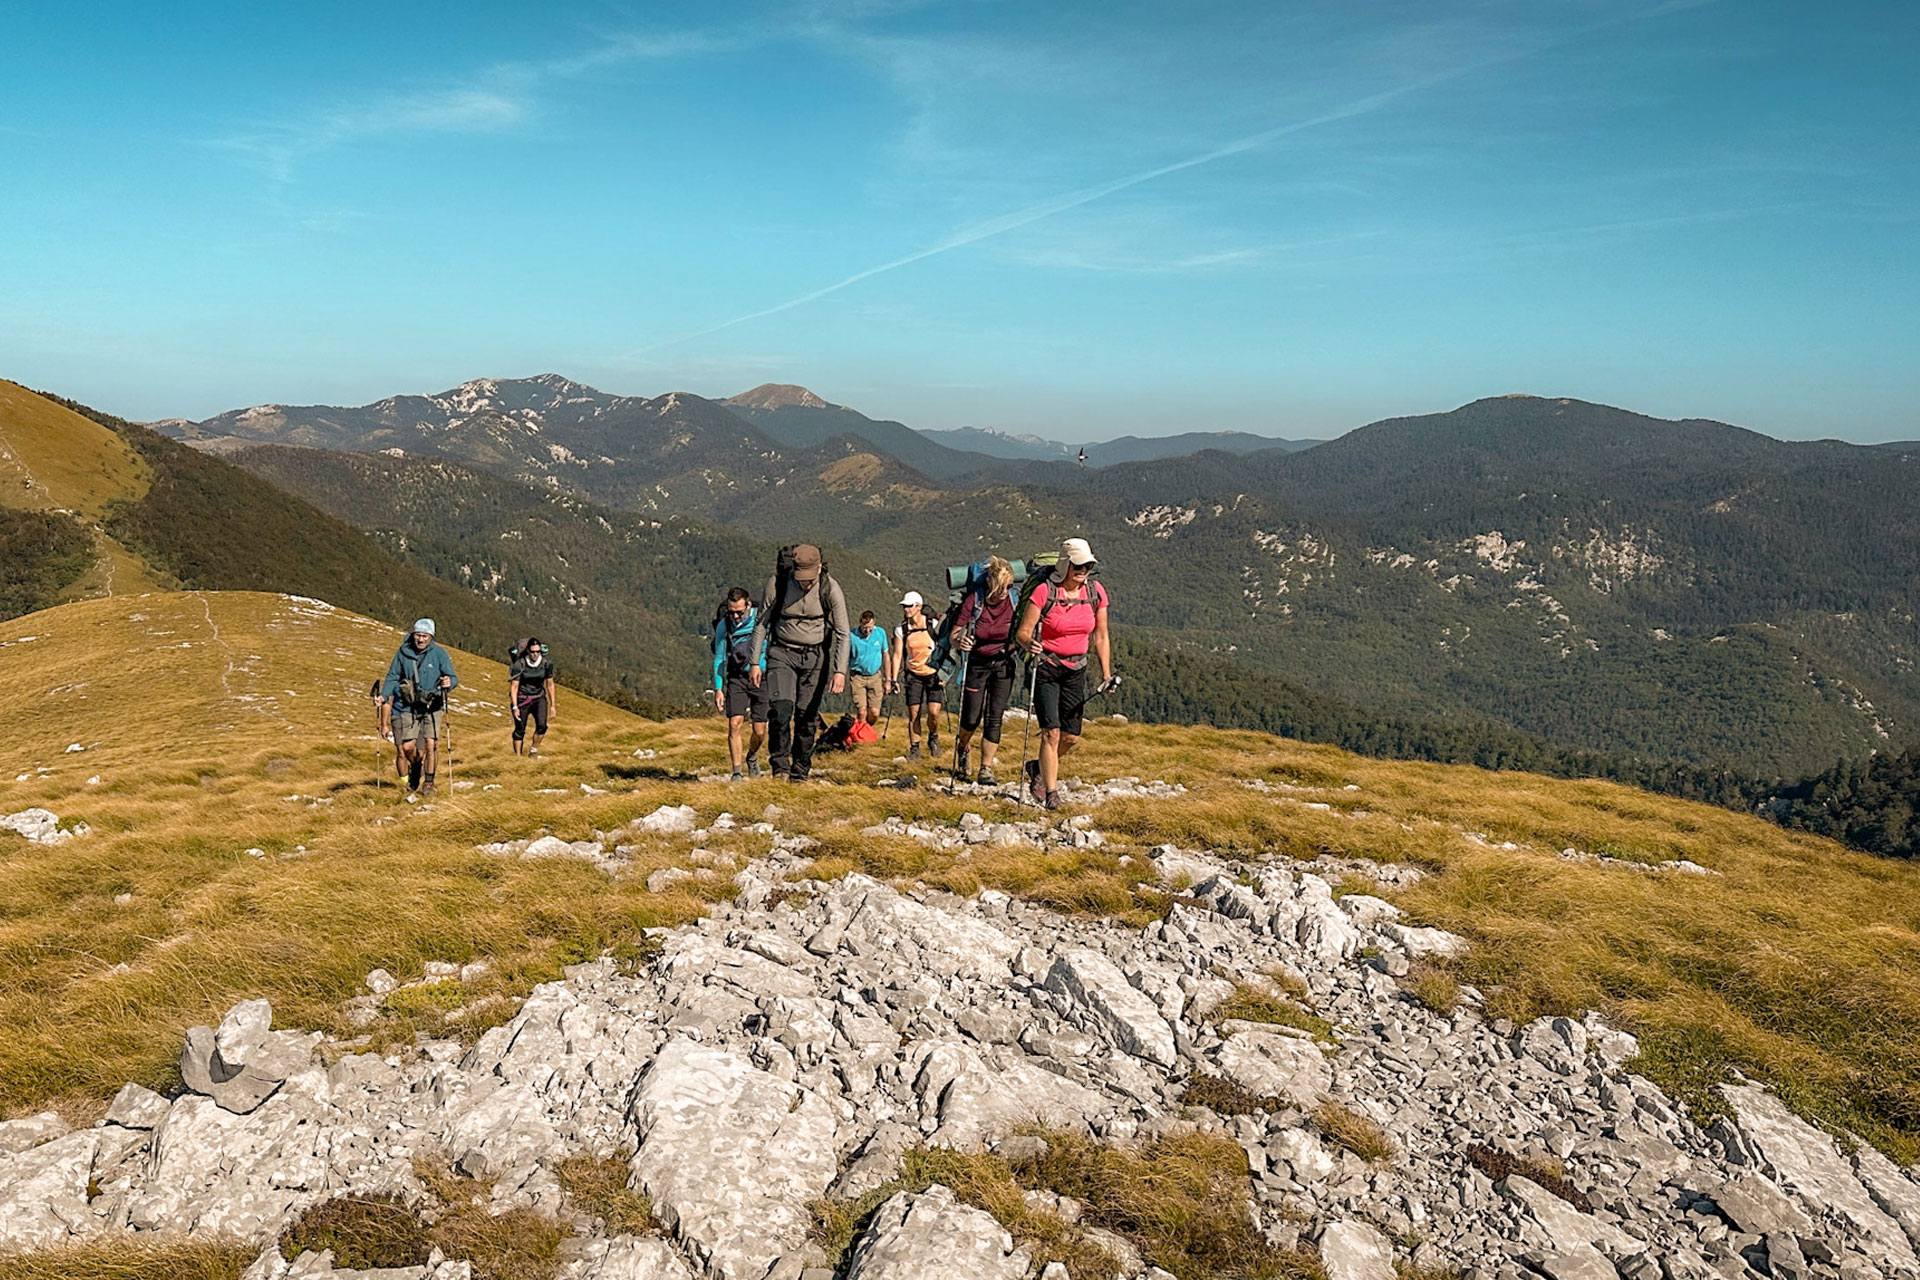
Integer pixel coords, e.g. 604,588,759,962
371,536,1113,811
372,620,555,797
707,537,1115,809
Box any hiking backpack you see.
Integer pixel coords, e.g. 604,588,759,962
710,598,756,673
763,545,831,636
819,712,858,750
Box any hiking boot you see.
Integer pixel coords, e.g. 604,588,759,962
408,758,423,791
976,767,997,786
1043,789,1062,811
1024,759,1045,803
421,774,437,799
746,757,762,778
528,747,540,758
908,742,921,760
729,771,744,783
955,748,970,778
928,731,940,757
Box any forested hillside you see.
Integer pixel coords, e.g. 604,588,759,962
166,380,1920,778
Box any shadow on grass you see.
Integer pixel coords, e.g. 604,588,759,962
598,763,700,782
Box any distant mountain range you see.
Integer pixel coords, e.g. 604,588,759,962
142,377,1920,775
920,423,1324,465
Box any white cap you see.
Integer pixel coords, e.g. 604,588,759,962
1062,537,1097,567
899,590,924,608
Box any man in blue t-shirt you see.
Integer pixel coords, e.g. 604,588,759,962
847,609,888,726
712,587,768,780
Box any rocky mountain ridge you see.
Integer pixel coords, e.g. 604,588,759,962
5,790,1919,1280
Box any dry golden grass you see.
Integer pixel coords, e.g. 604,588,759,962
0,379,167,603
0,1240,251,1280
556,1153,656,1236
3,592,1919,1170
1403,963,1461,1015
0,379,152,520
1314,1102,1396,1164
413,1161,566,1280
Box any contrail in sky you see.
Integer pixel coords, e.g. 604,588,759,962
639,0,1713,352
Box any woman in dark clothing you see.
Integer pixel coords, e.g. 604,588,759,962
952,556,1018,785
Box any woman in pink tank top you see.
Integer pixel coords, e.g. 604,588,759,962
1014,537,1114,810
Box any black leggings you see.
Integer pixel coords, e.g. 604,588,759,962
512,693,548,739
960,654,1016,744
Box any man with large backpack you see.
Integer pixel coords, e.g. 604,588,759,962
377,618,460,798
749,544,849,782
712,587,768,781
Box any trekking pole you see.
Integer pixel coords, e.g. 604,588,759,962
1017,660,1039,807
442,687,454,794
881,685,894,741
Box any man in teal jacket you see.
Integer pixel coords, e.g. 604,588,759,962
379,618,460,797
712,587,768,781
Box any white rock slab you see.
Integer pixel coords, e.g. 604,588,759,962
844,1185,1029,1280
1212,1029,1331,1109
628,1038,840,1280
1318,1219,1394,1280
1044,948,1176,1067
0,1128,102,1250
1726,1083,1920,1270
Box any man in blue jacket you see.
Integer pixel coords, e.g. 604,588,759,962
712,587,767,781
378,618,460,797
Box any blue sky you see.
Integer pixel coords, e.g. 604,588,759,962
2,1,1915,442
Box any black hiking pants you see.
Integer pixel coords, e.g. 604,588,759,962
960,651,1016,744
765,643,829,779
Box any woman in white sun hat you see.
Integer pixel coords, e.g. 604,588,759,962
890,589,947,761
1015,537,1114,810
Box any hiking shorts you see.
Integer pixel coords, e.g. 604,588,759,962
391,707,442,750
903,671,943,710
1033,662,1089,737
512,693,548,739
723,671,770,722
849,671,884,717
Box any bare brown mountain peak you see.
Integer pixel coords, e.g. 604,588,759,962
727,383,835,411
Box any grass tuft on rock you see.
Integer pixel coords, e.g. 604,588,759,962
1181,1072,1283,1116
281,1193,432,1269
1403,963,1461,1015
1013,1131,1323,1279
1462,1145,1591,1212
812,1130,1321,1279
1216,981,1336,1042
556,1152,655,1236
1314,1102,1396,1164
413,1160,566,1280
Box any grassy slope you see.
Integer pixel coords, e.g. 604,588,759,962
29,389,539,679
0,379,167,607
2,592,1917,1166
